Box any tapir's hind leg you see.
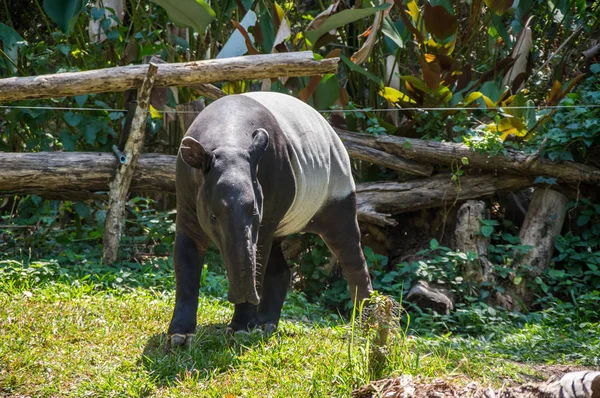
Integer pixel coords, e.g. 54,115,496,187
257,240,291,333
307,193,373,306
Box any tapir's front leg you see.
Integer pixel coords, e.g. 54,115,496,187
168,232,207,348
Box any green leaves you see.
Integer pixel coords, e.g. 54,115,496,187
480,219,499,238
149,0,216,35
43,0,84,34
483,0,514,15
0,22,26,73
304,3,391,45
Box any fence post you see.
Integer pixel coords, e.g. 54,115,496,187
103,63,159,265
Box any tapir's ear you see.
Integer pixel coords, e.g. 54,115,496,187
249,128,269,168
180,136,212,170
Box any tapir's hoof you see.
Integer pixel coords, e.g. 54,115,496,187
169,333,194,349
261,323,277,336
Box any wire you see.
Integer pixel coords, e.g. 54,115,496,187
0,105,126,112
1,103,599,114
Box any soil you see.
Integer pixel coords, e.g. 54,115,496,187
353,363,600,398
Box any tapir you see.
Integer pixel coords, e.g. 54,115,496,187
168,91,373,347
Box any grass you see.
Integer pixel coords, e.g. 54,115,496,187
1,259,599,397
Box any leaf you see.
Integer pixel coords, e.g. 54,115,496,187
298,75,323,103
418,54,440,90
400,75,430,93
340,54,383,86
502,26,532,89
488,116,527,141
64,112,82,127
481,225,494,237
271,2,291,52
577,215,590,227
150,0,216,35
43,0,84,34
149,105,162,119
381,16,404,49
463,92,495,108
0,22,25,71
313,74,340,109
304,3,391,45
74,95,88,108
351,0,393,64
423,3,457,40
591,64,600,74
217,10,257,59
84,123,102,145
430,238,439,250
379,86,416,104
513,275,522,285
546,80,562,105
232,20,260,55
59,131,75,151
484,0,514,15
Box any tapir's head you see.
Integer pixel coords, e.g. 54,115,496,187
179,129,269,305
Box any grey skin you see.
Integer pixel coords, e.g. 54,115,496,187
168,92,373,347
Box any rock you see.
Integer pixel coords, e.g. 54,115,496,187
404,281,454,315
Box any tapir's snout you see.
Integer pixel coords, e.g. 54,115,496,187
222,221,261,306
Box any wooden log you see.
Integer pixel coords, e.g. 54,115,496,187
0,152,176,197
343,140,433,176
334,128,434,176
103,63,158,265
0,154,533,226
356,173,533,226
376,134,600,186
455,200,492,283
0,52,338,101
192,84,227,100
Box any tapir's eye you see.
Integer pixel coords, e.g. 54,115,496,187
210,214,217,221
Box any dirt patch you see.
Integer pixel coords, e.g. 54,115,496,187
353,364,600,398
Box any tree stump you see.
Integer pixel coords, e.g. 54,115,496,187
455,200,492,283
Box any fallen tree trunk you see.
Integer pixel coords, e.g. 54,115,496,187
334,128,600,186
0,153,533,225
0,152,176,198
342,140,433,176
0,52,338,101
356,174,533,226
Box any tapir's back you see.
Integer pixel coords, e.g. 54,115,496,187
240,92,355,236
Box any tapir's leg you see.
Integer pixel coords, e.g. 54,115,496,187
307,193,373,306
227,227,276,333
257,240,291,332
168,231,208,347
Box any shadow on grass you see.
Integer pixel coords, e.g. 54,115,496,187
139,322,273,387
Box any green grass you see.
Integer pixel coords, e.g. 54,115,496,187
1,259,599,397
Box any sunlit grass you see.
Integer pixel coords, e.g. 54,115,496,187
0,260,598,397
